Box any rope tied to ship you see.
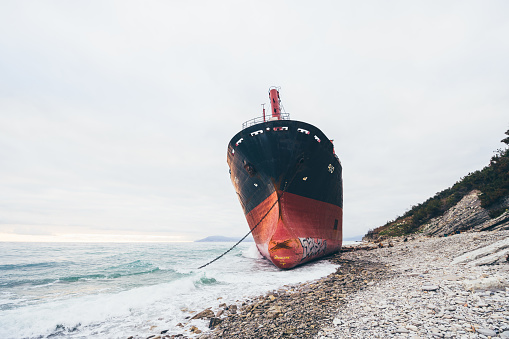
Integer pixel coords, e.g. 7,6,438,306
197,156,304,269
197,197,279,269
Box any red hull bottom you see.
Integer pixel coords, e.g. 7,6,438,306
245,191,342,269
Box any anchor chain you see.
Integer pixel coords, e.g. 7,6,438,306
197,154,304,269
197,197,278,269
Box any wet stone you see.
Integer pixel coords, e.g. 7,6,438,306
209,317,222,329
190,308,215,320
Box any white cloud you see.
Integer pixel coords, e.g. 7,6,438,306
0,1,508,241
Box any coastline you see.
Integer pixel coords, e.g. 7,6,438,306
320,230,509,338
138,230,509,339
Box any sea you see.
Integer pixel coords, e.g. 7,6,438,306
0,241,355,339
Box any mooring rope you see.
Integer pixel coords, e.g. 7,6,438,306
197,157,304,269
197,197,279,269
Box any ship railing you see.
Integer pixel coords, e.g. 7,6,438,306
242,112,291,129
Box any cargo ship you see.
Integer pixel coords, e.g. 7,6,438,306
227,87,343,269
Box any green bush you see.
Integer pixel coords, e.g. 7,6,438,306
367,129,509,239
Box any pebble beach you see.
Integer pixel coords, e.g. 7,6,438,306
138,230,509,339
321,231,509,339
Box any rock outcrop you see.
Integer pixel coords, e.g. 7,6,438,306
420,190,509,236
451,237,509,266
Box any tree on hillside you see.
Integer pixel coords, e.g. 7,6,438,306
366,127,509,239
501,129,509,146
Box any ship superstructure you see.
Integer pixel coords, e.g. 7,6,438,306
227,88,343,269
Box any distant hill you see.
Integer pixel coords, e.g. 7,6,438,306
195,235,254,242
343,235,363,242
365,129,509,241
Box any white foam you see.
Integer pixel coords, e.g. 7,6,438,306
241,243,263,259
0,242,338,338
0,276,198,338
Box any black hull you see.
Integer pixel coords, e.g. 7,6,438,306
227,119,343,268
227,120,343,217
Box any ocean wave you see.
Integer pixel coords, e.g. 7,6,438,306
0,278,57,288
59,274,108,282
113,267,161,278
109,259,155,271
1,267,180,288
0,262,62,271
59,267,176,282
193,274,219,286
0,242,341,339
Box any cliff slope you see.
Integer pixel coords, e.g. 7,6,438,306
364,129,509,241
421,190,509,236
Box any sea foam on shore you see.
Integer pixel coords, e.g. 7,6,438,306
0,242,337,339
176,231,509,339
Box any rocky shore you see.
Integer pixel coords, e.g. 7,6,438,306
322,230,509,339
134,230,509,339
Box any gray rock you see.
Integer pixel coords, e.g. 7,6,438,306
463,276,509,291
421,190,491,236
423,285,440,291
406,325,418,332
475,302,489,307
190,308,215,320
209,317,222,329
227,304,237,314
453,237,509,265
476,328,497,337
265,305,282,319
168,231,509,339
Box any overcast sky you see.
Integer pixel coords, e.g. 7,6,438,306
1,1,508,242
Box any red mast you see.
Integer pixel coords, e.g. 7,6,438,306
269,88,281,120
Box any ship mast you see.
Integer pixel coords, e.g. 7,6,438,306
269,88,281,120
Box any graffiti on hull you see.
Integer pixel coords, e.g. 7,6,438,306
299,238,327,261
